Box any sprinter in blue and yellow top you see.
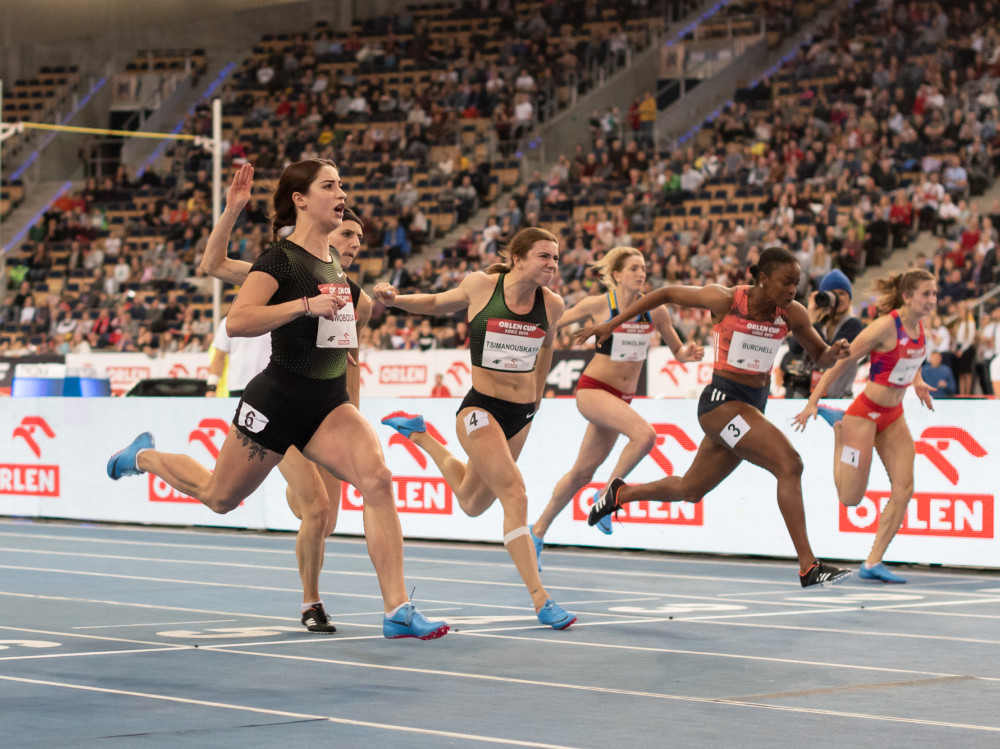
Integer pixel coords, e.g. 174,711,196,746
530,246,703,568
374,227,577,629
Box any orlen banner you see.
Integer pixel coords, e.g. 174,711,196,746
0,398,996,568
645,346,872,398
65,352,211,396
357,350,473,398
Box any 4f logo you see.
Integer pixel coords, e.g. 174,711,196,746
12,416,56,458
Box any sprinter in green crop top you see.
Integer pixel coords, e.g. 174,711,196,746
373,227,578,630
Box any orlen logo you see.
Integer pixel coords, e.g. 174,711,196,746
357,361,373,386
345,419,452,513
658,360,713,387
379,365,427,385
571,423,703,526
840,427,992,538
446,360,470,386
2,417,59,497
168,363,190,378
107,365,151,395
149,418,230,504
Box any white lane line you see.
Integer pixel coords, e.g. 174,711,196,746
0,674,582,748
190,648,1000,733
3,522,999,583
0,561,868,610
74,619,238,630
0,646,186,662
0,592,384,629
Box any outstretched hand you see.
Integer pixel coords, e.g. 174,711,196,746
226,163,254,213
575,321,614,347
914,380,936,411
676,341,705,363
791,403,817,432
372,282,397,306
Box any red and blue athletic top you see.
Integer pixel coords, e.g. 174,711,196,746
868,309,926,388
712,286,788,376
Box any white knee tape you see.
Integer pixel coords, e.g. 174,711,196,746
503,526,530,545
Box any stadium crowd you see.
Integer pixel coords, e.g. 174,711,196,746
2,0,1000,395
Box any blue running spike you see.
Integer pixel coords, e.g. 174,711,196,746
537,599,576,630
380,411,426,438
107,432,154,480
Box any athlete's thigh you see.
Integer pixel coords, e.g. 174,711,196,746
675,434,744,497
211,426,283,501
698,402,797,475
278,446,333,512
455,406,525,499
564,420,620,473
302,404,389,491
836,414,878,500
279,446,325,495
576,388,649,439
874,416,915,487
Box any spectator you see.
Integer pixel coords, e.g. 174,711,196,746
921,350,957,398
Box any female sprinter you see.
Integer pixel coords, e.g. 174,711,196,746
793,269,938,583
530,246,703,568
108,159,447,639
200,163,374,632
374,227,577,629
581,246,853,587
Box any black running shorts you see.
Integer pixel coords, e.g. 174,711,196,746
458,387,535,440
233,363,349,454
696,373,770,417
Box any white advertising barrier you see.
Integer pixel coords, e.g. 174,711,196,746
646,346,872,398
356,349,473,398
1,397,997,568
65,352,212,395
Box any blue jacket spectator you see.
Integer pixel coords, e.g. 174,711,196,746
921,351,957,398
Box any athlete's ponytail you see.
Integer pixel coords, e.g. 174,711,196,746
871,268,935,315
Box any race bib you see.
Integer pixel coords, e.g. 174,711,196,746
887,351,924,386
315,283,357,349
237,401,269,434
481,318,545,371
726,330,783,373
610,320,654,361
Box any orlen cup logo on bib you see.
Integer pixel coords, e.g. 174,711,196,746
572,423,703,526
2,417,60,497
342,420,452,514
840,427,993,538
149,418,231,503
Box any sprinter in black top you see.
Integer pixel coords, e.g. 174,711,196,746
108,159,448,640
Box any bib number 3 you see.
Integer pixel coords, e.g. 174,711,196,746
720,414,750,448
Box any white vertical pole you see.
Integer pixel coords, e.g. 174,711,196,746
211,97,222,332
